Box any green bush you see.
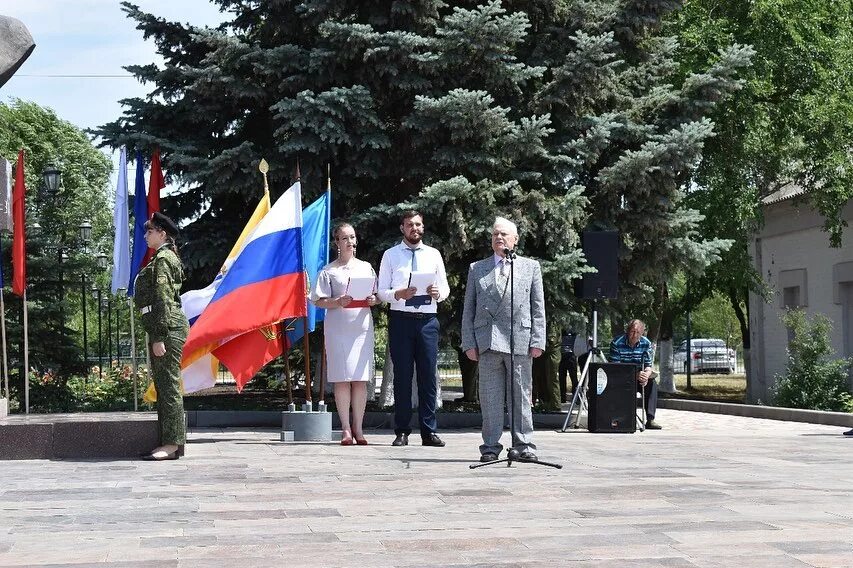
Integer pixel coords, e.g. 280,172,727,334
16,365,152,413
67,365,153,412
774,309,853,412
26,369,75,413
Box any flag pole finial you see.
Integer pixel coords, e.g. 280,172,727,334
258,159,270,192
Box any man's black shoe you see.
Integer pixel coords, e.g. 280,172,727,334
518,449,537,461
392,433,409,446
645,420,663,430
421,433,445,447
843,428,853,436
479,452,498,463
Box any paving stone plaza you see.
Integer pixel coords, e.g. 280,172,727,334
1,409,852,567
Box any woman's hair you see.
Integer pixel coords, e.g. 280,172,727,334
143,219,180,256
333,222,355,240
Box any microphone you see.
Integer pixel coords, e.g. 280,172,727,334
503,248,516,260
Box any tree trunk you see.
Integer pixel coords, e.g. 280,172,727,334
377,340,443,409
456,346,479,402
658,339,676,393
657,284,676,393
379,342,394,407
366,349,376,401
729,286,751,399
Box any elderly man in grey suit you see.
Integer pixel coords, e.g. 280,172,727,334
462,217,546,462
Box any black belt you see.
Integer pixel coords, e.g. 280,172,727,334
391,310,436,320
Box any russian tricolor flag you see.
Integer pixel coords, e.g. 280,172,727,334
182,182,307,360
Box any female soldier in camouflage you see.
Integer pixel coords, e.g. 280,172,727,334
136,212,189,461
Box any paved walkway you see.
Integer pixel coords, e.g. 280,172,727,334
1,409,852,567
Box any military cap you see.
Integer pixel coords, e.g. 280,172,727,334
150,211,179,237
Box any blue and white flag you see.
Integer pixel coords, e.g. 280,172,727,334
127,151,147,296
285,185,331,347
110,147,130,295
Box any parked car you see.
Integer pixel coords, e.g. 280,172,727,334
673,339,736,374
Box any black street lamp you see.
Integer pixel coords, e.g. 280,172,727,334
78,220,92,243
41,163,61,198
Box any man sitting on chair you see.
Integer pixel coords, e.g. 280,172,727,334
609,319,662,430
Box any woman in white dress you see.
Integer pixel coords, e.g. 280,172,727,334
311,223,378,445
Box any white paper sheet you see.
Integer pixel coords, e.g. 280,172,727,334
345,276,376,300
408,271,435,295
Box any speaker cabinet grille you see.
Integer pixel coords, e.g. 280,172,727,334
587,362,637,433
576,230,619,299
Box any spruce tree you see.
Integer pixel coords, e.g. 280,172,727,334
98,1,751,399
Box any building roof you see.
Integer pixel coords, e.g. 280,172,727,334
762,182,806,205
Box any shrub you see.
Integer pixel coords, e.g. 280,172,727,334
13,364,153,413
67,364,153,412
26,369,74,413
774,309,853,412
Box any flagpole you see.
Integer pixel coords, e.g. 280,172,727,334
1,288,8,401
23,290,28,414
317,164,331,404
285,354,293,405
297,161,312,404
129,296,138,411
302,318,311,403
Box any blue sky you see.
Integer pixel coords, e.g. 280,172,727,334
2,0,226,131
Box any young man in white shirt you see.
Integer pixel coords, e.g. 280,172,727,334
377,211,450,447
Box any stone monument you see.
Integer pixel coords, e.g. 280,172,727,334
0,15,35,89
0,15,34,416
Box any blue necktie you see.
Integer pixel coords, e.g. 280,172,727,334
410,248,418,272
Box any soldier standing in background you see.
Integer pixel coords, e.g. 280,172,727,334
135,212,189,460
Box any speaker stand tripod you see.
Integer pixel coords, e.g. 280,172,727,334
470,249,561,470
561,301,604,431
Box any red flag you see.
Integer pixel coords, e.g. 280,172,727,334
12,150,26,297
141,148,164,266
213,325,288,391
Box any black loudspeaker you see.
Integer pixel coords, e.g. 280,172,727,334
587,362,637,433
575,230,619,299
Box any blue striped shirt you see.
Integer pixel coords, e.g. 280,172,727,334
609,334,652,369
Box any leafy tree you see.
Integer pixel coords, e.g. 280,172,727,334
668,0,853,397
96,1,751,401
774,309,853,411
0,99,113,392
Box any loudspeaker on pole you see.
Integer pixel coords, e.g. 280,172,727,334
575,230,619,300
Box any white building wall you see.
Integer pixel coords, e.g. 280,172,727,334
750,199,853,403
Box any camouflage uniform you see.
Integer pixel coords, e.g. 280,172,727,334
134,244,189,446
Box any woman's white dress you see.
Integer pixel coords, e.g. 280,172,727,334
311,259,375,383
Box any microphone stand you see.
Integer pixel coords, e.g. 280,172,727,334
471,248,561,470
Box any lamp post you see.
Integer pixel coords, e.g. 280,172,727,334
104,297,112,368
116,287,127,365
78,221,92,370
92,286,102,379
59,251,69,338
94,253,109,377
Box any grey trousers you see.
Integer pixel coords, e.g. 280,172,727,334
478,350,535,455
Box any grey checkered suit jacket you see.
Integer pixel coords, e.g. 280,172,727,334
461,255,546,356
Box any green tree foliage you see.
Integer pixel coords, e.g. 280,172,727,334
96,1,750,359
0,99,113,384
774,309,853,412
668,0,853,354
